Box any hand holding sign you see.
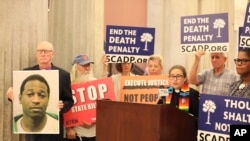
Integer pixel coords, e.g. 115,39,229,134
63,78,115,127
195,50,205,60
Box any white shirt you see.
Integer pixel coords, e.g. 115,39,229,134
16,114,59,134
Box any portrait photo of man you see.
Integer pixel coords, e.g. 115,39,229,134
13,70,59,134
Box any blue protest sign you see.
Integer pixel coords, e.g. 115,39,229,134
239,26,244,50
239,3,250,48
198,94,250,141
181,13,228,53
105,25,155,63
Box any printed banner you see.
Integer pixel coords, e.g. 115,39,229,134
120,75,168,104
181,13,229,53
105,25,155,63
13,70,59,134
63,77,116,128
239,3,250,48
198,94,250,141
239,26,244,50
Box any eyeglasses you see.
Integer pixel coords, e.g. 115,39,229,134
234,58,250,65
36,50,53,54
169,74,184,80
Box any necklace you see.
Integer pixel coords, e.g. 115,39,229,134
239,83,246,90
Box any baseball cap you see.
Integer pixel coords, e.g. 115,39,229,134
72,55,94,65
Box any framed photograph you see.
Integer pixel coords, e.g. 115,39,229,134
13,70,59,134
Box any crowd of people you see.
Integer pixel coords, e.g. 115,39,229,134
6,41,250,141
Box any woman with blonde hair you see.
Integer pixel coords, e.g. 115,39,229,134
146,54,163,75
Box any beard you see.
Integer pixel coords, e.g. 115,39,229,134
73,70,94,83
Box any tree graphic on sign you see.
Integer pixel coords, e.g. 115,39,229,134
140,33,153,51
202,100,216,125
213,18,226,38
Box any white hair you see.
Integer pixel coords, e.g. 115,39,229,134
70,64,95,83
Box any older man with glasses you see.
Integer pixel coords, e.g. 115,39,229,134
189,50,239,95
7,41,74,141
